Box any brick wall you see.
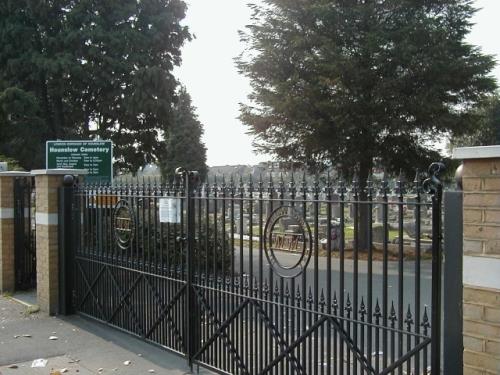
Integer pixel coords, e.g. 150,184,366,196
455,147,500,375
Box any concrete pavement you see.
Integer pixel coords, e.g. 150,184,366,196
0,295,212,375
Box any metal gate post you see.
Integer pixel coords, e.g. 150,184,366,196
58,175,76,315
443,190,463,375
178,168,200,367
424,162,445,374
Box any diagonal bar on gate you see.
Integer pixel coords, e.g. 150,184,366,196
76,261,106,319
261,314,378,375
251,300,306,375
326,316,377,374
106,268,145,337
378,337,432,375
193,287,250,375
143,275,186,348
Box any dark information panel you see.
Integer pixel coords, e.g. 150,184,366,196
46,140,113,183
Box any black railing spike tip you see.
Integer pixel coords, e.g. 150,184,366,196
422,306,430,328
405,305,414,325
374,299,382,317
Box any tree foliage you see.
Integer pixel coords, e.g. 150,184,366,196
238,0,497,180
0,0,191,171
159,87,208,181
451,95,500,148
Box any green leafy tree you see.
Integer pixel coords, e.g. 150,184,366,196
0,0,190,171
238,0,497,249
159,87,208,181
451,95,500,147
238,0,496,179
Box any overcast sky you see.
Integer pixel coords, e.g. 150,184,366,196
175,0,500,167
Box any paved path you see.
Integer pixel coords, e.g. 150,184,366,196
0,296,212,375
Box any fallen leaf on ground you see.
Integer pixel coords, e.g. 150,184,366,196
7,364,18,369
123,361,131,366
49,336,58,340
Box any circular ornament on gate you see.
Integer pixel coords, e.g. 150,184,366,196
113,199,135,249
264,206,312,278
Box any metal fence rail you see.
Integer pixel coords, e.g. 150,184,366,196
69,163,444,375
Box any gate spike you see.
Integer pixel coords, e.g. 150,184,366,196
359,297,366,316
284,284,290,298
289,171,296,196
263,281,269,298
374,299,382,319
366,173,374,199
279,172,285,197
248,174,254,193
221,175,227,196
212,175,218,194
422,306,430,329
319,289,326,309
337,174,346,197
274,281,279,298
332,292,338,313
345,293,352,313
395,170,406,197
323,170,330,197
300,172,308,196
380,171,390,197
313,173,320,197
229,174,235,196
307,287,313,305
267,172,274,195
295,289,301,303
389,302,397,325
352,174,359,197
258,173,264,195
405,304,414,328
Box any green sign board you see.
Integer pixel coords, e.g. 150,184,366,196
46,140,113,183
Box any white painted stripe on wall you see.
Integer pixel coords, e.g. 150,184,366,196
464,255,500,290
35,212,58,226
0,208,14,219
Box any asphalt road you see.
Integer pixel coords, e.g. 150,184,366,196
233,247,433,320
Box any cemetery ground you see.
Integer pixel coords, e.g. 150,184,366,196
0,295,214,374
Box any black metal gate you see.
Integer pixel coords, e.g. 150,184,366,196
14,176,36,290
67,163,444,375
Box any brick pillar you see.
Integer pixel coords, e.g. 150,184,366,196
0,172,31,293
453,146,500,375
33,169,86,314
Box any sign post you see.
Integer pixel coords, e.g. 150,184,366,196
46,140,113,183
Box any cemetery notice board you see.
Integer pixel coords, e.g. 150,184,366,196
46,140,113,183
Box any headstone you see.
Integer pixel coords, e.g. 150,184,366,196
331,193,341,218
372,224,385,243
